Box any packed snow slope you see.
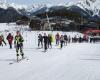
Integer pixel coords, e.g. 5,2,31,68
0,23,100,80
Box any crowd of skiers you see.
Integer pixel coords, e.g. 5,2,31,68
71,35,100,43
37,33,75,51
0,31,24,61
0,31,100,61
0,31,100,56
0,32,100,50
38,33,100,51
0,32,100,49
37,33,68,51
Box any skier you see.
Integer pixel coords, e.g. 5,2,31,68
38,34,43,48
0,35,3,46
64,34,68,46
55,33,60,46
6,33,13,49
60,35,64,49
43,33,48,52
14,31,24,62
1,34,6,46
48,34,52,48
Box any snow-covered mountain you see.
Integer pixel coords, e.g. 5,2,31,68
0,1,47,22
26,0,100,21
0,1,27,22
74,0,100,18
0,0,100,23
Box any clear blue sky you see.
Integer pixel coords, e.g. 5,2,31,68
6,0,77,5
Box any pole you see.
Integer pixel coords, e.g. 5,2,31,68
46,13,51,30
46,8,51,31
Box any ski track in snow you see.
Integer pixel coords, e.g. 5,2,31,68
0,23,100,80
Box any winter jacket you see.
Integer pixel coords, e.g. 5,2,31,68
7,35,13,44
38,35,43,41
55,34,60,40
14,35,24,45
43,36,48,43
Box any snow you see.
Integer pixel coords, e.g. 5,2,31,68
0,23,100,80
0,1,8,9
26,4,46,14
75,0,100,16
0,1,27,10
65,0,100,17
10,3,27,10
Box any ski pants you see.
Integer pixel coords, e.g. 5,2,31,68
38,40,43,48
16,43,24,56
9,42,12,49
44,42,47,51
2,40,6,45
48,40,52,48
64,39,67,46
60,41,64,49
56,39,59,45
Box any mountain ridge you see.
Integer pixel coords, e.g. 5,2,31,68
0,0,100,23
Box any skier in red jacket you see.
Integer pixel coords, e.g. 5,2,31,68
7,33,13,49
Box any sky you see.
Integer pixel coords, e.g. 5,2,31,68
3,0,77,5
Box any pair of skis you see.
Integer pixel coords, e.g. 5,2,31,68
9,57,29,65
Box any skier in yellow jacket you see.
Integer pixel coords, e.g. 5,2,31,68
14,31,24,61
